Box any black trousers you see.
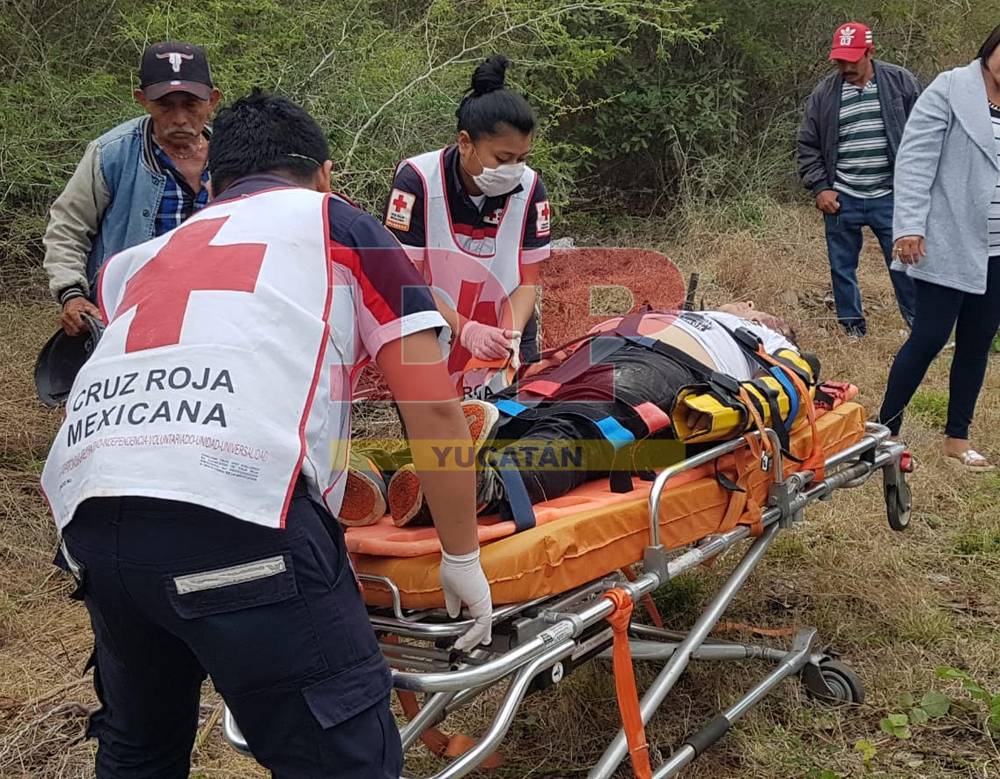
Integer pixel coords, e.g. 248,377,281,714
878,259,1000,438
492,342,697,504
62,487,401,779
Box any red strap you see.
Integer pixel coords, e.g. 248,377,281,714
736,386,775,460
633,402,671,435
756,347,825,480
714,621,798,638
620,567,664,628
737,437,764,536
464,356,511,372
718,449,750,534
387,637,503,770
717,443,765,537
521,379,561,398
603,589,653,779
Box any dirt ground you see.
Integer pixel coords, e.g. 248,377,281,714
1,203,998,778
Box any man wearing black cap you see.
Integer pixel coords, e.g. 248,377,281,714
42,42,220,337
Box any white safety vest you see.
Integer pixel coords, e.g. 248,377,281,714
42,188,366,531
404,148,538,397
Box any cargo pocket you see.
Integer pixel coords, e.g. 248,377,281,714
302,652,393,731
166,553,327,693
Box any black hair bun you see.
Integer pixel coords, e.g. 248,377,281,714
471,55,509,96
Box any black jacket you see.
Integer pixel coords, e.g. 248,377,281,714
796,60,922,196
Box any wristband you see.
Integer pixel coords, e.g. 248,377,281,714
441,548,481,565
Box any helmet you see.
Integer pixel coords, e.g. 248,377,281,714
34,314,105,408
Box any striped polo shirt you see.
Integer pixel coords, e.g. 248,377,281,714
990,102,1000,257
834,77,893,199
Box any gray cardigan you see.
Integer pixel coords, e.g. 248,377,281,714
892,60,1000,294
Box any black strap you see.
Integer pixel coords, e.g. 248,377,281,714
491,457,537,532
714,462,744,494
609,469,634,493
715,321,811,387
747,377,790,452
772,353,812,387
684,273,700,311
715,322,776,374
675,380,749,435
714,320,816,454
618,334,717,382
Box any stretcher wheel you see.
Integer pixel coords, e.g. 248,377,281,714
885,481,912,531
802,659,865,706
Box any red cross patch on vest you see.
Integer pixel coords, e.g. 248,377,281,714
535,200,551,237
386,188,416,232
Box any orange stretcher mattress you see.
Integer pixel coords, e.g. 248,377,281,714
350,400,866,609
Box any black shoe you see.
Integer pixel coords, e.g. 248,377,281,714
842,321,867,338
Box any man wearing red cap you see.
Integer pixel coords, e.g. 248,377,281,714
42,42,221,338
797,23,920,337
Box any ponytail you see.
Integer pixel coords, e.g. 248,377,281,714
455,55,536,139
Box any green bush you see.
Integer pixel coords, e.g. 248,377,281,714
0,0,707,263
1,0,996,267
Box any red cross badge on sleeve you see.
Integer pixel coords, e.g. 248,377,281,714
535,200,551,238
385,189,416,233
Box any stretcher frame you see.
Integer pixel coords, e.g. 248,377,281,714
224,422,911,778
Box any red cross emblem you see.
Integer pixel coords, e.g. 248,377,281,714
115,217,267,352
535,200,551,237
448,280,502,378
392,193,408,212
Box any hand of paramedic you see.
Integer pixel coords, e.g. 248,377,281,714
814,189,840,215
422,283,520,364
377,330,493,650
61,296,102,336
460,320,521,361
893,235,925,265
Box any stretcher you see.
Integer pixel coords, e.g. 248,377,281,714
224,397,913,778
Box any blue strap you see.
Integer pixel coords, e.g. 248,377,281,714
595,416,636,450
495,398,529,418
769,366,798,430
496,465,536,532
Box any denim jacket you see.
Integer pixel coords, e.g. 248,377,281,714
42,117,175,302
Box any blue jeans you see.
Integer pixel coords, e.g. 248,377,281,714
823,191,916,333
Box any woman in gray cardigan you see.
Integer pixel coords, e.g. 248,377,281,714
879,25,1000,471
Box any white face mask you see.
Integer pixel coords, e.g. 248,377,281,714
469,146,526,196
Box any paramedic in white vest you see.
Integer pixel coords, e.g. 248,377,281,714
383,55,551,398
40,91,492,779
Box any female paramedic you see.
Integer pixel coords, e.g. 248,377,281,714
40,92,491,779
383,55,552,398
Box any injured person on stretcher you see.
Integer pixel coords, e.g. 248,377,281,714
337,302,823,530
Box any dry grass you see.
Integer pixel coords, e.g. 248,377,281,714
1,203,998,778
